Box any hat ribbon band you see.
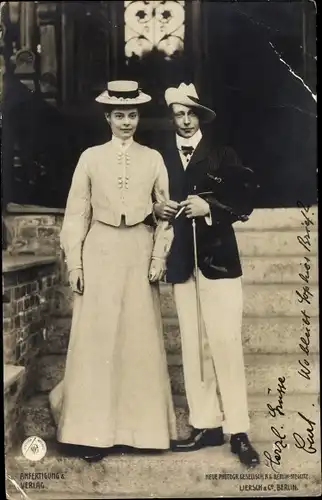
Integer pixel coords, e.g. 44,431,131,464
108,89,140,98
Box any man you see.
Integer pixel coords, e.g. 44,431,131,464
154,83,260,468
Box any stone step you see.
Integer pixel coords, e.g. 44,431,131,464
160,283,319,318
20,394,190,443
54,255,320,290
233,207,318,231
36,353,319,395
44,316,320,356
153,316,321,356
51,283,319,319
6,440,321,497
21,393,320,445
241,256,318,283
168,353,320,397
236,231,318,257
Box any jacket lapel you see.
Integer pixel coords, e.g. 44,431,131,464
166,135,184,170
162,136,185,201
185,135,211,172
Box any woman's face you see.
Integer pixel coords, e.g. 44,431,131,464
105,107,139,140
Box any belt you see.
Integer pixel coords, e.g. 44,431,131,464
93,215,144,229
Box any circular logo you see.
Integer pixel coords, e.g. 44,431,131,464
22,436,47,461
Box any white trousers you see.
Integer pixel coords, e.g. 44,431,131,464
173,273,250,434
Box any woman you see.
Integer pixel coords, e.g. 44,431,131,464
49,81,177,461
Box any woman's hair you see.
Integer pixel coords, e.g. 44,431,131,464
102,104,140,115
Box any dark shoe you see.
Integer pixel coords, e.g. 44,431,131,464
231,433,260,468
171,427,224,452
82,452,105,462
79,446,107,462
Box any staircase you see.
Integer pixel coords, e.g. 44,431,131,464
6,208,321,498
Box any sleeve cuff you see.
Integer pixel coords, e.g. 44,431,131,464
205,211,212,226
152,221,174,259
68,266,83,273
152,202,158,225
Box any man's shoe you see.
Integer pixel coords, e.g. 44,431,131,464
230,433,260,467
171,427,224,452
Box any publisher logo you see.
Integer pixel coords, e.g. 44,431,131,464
22,437,47,461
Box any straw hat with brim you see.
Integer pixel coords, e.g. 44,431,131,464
95,80,151,106
165,83,216,122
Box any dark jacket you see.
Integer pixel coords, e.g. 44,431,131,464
159,133,258,283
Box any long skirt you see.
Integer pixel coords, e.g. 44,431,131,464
49,220,177,449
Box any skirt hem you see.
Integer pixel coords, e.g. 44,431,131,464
57,437,172,450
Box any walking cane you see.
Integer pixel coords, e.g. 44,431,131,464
175,190,205,383
192,212,204,384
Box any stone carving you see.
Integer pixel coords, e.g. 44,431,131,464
8,2,20,25
36,2,57,97
124,0,185,59
14,47,35,73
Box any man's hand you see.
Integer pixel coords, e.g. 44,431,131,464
154,200,179,221
180,195,210,218
69,269,84,294
148,258,166,282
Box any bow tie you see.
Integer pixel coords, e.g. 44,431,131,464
181,145,195,157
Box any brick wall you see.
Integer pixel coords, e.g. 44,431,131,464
3,260,60,451
4,374,25,454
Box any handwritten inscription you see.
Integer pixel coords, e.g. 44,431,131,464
296,202,314,382
298,357,311,381
296,285,313,306
264,202,316,472
299,256,311,285
264,378,287,472
294,202,317,459
293,408,317,455
267,377,286,417
264,427,288,473
299,309,311,357
296,201,314,253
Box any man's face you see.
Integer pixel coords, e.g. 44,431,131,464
105,107,139,140
172,103,200,138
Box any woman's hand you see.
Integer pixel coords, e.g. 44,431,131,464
148,258,166,282
180,195,210,218
154,200,179,221
69,269,84,294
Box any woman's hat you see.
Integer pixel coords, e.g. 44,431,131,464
95,80,151,105
165,83,216,122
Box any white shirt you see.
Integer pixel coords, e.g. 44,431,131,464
176,129,202,169
111,134,133,151
176,130,212,225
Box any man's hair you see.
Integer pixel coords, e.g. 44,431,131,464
169,103,206,122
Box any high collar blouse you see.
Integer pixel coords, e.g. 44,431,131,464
60,140,173,271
